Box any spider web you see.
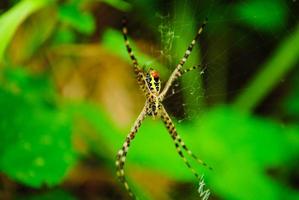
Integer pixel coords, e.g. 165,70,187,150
131,0,298,123
137,1,299,199
118,0,298,199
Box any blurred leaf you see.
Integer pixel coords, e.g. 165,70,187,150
74,101,207,182
0,0,52,64
233,23,299,114
58,3,95,35
95,104,299,199
283,70,299,120
99,0,131,11
7,7,57,63
68,102,153,200
195,107,299,200
71,96,299,199
53,27,77,44
24,189,76,200
0,68,76,188
71,101,196,180
67,102,119,160
128,118,198,180
172,1,204,118
10,0,21,4
0,68,55,104
101,29,168,78
234,0,287,33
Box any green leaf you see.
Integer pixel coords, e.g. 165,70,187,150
58,3,95,35
101,29,168,78
0,0,52,64
53,27,77,44
68,102,153,200
0,68,76,188
77,100,299,199
72,101,195,180
195,107,299,200
105,105,299,198
100,0,131,11
233,22,299,113
9,7,57,63
24,189,76,200
283,70,299,119
128,118,200,180
234,0,287,33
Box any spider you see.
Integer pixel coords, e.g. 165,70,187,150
116,17,211,199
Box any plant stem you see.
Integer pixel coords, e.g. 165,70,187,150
233,24,299,114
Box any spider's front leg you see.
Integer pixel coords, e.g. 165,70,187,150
116,104,148,198
122,18,151,97
159,19,207,101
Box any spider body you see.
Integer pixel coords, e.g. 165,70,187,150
145,69,161,117
117,18,210,199
146,68,161,94
147,98,162,117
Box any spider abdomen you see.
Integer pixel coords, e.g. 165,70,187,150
146,97,162,117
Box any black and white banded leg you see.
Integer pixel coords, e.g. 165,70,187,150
159,19,207,101
116,105,147,198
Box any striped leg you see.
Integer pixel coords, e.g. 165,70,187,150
177,19,207,67
122,17,139,66
174,140,201,179
122,18,151,97
169,64,206,81
159,19,207,101
179,65,200,76
178,64,206,77
116,104,147,198
160,106,212,171
176,134,212,170
160,108,204,180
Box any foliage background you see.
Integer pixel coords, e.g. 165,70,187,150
0,0,299,199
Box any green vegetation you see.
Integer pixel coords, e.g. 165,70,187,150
0,0,298,199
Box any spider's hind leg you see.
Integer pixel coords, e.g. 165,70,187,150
160,106,212,171
176,134,212,170
174,139,201,179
